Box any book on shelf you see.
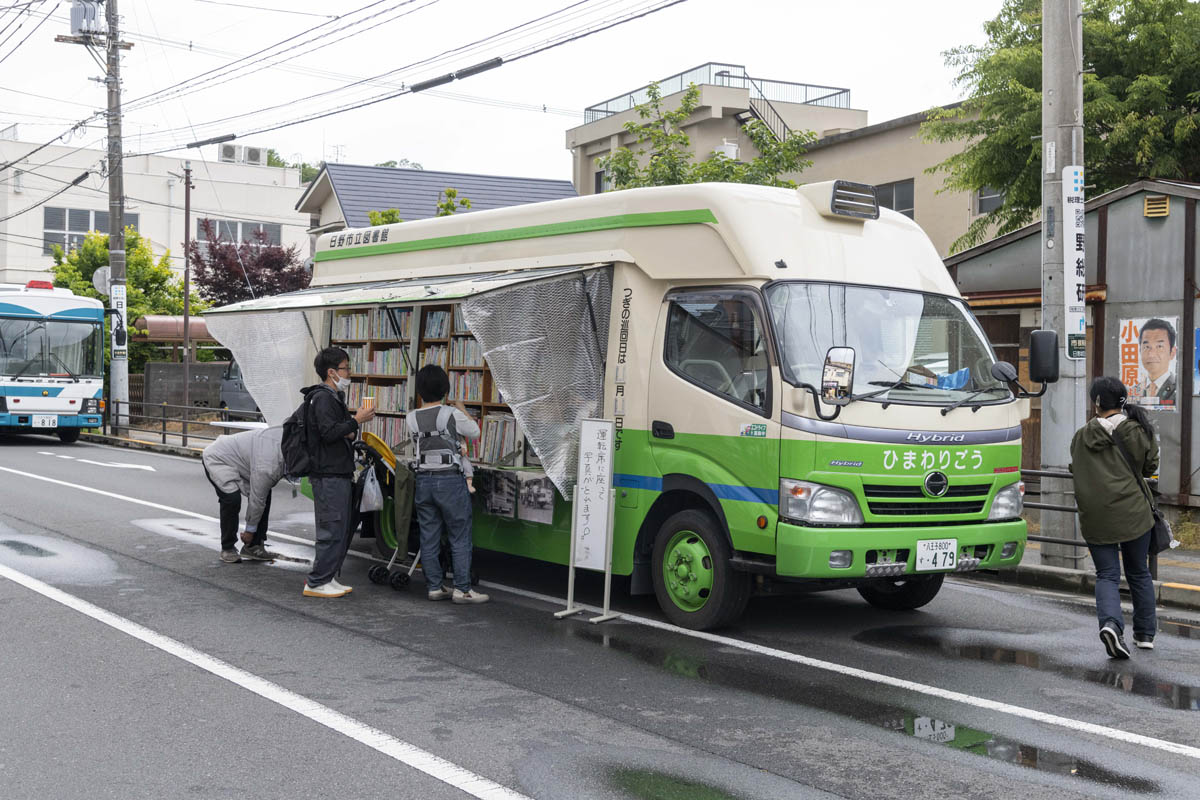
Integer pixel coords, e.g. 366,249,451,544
450,336,483,367
452,305,467,333
448,370,483,402
332,308,412,340
372,381,409,414
419,345,448,369
361,414,407,447
480,412,516,465
490,381,504,404
344,345,368,373
423,310,450,338
369,347,407,376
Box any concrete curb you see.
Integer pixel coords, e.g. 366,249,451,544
964,562,1200,612
80,433,203,459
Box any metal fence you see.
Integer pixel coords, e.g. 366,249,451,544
104,400,265,448
583,62,852,122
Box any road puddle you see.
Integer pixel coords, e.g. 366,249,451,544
855,626,1200,710
0,529,120,585
130,518,312,571
572,628,1160,793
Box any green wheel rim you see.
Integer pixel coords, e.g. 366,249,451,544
662,529,714,612
378,496,397,551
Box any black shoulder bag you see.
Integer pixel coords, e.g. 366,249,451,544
1109,426,1174,555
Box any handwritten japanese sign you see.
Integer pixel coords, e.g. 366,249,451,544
573,418,615,572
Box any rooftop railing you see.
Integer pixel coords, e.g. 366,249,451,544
583,62,851,123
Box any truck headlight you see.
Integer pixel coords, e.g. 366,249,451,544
83,398,100,413
988,482,1024,521
780,479,863,525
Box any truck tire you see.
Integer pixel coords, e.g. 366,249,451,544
652,509,750,630
857,574,944,610
57,428,80,444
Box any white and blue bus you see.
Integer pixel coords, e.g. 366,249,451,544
0,280,105,443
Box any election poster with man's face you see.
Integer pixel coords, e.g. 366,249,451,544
1119,317,1179,411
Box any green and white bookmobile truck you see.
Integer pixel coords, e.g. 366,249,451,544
206,181,1059,629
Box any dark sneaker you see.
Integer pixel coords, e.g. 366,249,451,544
1100,624,1131,659
1134,634,1155,650
452,588,490,605
240,544,276,562
220,549,242,564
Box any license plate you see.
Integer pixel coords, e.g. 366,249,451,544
32,414,58,428
913,717,956,743
915,538,957,571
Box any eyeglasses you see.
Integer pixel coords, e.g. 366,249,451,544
336,365,351,373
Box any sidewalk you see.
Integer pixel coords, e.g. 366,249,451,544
966,541,1200,612
82,430,205,458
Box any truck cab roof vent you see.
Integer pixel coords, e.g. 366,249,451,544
830,180,879,220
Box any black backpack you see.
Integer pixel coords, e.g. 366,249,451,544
281,392,318,478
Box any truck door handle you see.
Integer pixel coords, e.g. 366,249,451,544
652,420,674,439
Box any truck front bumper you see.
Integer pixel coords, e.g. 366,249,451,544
775,520,1026,579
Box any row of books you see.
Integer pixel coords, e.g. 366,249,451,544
448,370,484,403
423,310,451,338
344,346,368,374
449,337,483,367
346,381,408,413
479,412,517,465
361,414,407,447
420,345,448,369
452,305,468,334
367,347,408,376
332,308,413,340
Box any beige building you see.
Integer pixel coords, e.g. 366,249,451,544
567,63,991,258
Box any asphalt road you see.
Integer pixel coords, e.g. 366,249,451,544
2,435,1199,799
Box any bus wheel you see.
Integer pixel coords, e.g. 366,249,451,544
652,510,750,630
857,574,944,610
57,428,80,444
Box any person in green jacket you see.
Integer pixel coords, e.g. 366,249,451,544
1070,376,1159,659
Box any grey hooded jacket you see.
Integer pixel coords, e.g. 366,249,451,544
201,427,285,530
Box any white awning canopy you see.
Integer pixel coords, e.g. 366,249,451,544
204,264,603,316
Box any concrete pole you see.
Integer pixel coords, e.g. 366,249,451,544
182,162,192,447
1040,0,1088,567
106,0,128,431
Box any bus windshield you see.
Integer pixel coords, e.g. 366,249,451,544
0,317,104,378
765,282,1011,407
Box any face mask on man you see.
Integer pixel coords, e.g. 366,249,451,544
335,375,351,392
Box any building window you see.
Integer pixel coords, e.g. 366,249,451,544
875,179,914,219
977,185,1004,215
593,170,609,194
43,207,138,255
196,218,283,252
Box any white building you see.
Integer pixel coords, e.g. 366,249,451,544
0,130,310,285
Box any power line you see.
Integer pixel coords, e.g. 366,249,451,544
0,0,49,64
0,116,102,173
190,0,337,18
0,170,90,223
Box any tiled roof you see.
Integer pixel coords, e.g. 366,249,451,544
321,163,577,228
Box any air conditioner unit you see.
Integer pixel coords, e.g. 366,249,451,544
218,143,242,163
242,146,267,166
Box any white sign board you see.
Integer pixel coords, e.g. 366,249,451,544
1062,165,1087,360
572,418,615,572
110,283,127,360
91,265,110,296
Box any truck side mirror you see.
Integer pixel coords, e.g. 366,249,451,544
1029,329,1060,384
821,347,856,406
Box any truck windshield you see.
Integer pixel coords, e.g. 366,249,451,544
765,282,1010,407
0,317,104,378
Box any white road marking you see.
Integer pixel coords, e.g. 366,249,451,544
3,463,1199,761
76,459,156,471
0,561,530,800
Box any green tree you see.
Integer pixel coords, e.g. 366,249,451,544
267,149,321,183
367,208,403,226
922,0,1200,253
599,82,816,190
435,187,471,216
50,230,208,374
375,158,423,169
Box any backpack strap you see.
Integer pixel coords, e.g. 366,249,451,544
1109,423,1156,514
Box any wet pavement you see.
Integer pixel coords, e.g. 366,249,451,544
2,436,1200,799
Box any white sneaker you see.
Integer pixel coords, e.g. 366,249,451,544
302,582,348,598
330,578,353,594
452,588,490,605
427,586,452,601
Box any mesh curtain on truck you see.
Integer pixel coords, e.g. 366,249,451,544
462,267,612,498
205,310,318,427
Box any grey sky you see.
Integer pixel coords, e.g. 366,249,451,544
3,0,1005,180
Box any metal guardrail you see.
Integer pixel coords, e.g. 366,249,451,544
582,62,851,122
104,399,264,448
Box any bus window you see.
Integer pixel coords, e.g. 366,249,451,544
665,295,769,410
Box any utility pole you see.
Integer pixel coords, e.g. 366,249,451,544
105,0,128,432
182,161,193,447
1040,0,1088,568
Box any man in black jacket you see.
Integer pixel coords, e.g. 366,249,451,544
302,347,374,598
